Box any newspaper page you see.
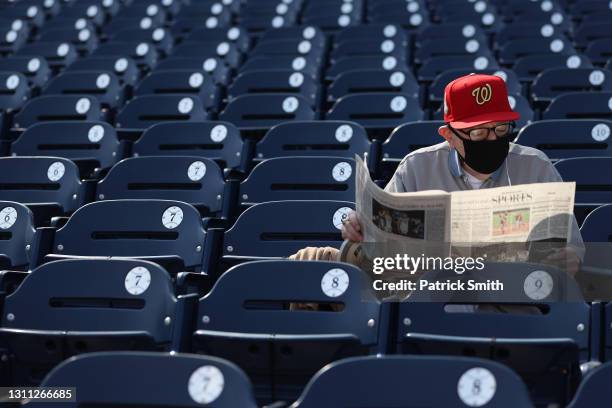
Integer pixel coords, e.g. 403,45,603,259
355,155,576,252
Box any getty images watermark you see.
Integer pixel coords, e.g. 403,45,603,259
371,254,504,292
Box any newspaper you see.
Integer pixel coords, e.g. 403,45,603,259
355,155,576,259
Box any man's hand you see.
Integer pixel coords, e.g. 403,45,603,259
542,247,581,277
341,210,363,242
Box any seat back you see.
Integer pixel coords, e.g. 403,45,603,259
567,361,612,408
0,201,36,269
580,204,612,242
42,71,123,108
292,355,534,408
40,352,258,408
0,56,51,87
135,70,219,110
544,92,612,120
513,54,593,81
0,72,29,111
133,121,244,169
65,56,140,86
13,95,102,128
227,70,319,107
500,37,575,65
516,120,612,160
328,70,418,102
0,157,84,213
418,55,499,81
531,68,612,102
223,200,353,257
51,200,206,270
97,157,225,216
116,95,209,130
555,157,612,205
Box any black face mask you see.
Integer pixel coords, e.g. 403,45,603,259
452,130,510,174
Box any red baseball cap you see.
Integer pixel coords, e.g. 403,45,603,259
443,73,520,129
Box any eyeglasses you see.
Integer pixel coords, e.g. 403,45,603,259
449,122,515,141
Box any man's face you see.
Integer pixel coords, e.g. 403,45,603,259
438,121,511,159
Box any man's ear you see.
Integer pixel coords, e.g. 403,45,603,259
438,125,452,142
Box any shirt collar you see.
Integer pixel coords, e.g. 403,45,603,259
449,149,505,182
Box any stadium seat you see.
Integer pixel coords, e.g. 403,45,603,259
567,360,612,408
415,38,492,64
103,16,164,36
188,27,251,53
250,38,324,62
555,157,612,222
429,68,521,103
327,70,418,103
38,27,98,53
219,200,353,263
42,71,125,109
531,68,612,103
415,22,487,44
255,121,371,162
96,157,227,217
16,41,78,70
239,55,320,79
11,121,121,176
334,23,408,44
218,94,316,131
513,54,593,82
327,93,424,134
156,56,230,85
173,41,241,69
13,95,103,129
516,120,612,160
0,23,27,54
0,72,29,115
111,27,174,54
0,258,179,385
397,262,590,406
258,26,325,47
418,55,499,82
172,15,232,37
499,37,576,65
192,259,386,402
43,199,208,273
116,95,208,130
574,22,612,49
0,57,51,88
135,70,220,111
0,156,85,219
93,41,159,70
133,121,245,170
0,201,36,270
580,204,612,242
495,22,565,47
65,56,140,87
330,38,408,63
39,351,258,407
585,39,612,65
239,157,356,205
542,92,612,119
227,70,319,108
291,355,534,408
326,55,408,81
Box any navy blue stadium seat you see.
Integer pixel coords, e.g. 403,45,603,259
513,54,593,82
327,93,424,134
60,3,106,27
580,204,612,242
16,41,78,70
330,38,408,63
135,70,220,111
38,351,258,407
13,96,103,129
585,39,612,66
415,38,492,64
65,56,140,86
93,41,159,70
555,157,612,221
397,262,590,406
120,2,167,20
227,71,319,108
173,41,240,69
326,55,408,81
567,361,612,408
220,200,353,261
239,157,355,205
0,72,29,115
542,92,612,119
38,27,98,53
219,94,316,131
116,95,208,130
11,121,121,176
516,120,612,160
532,68,612,103
574,22,612,49
0,23,27,54
250,38,324,61
103,16,164,36
328,70,418,103
42,71,124,109
0,258,179,385
240,55,320,79
495,22,565,47
0,201,36,269
418,55,499,82
156,56,230,84
0,157,85,217
258,26,325,47
2,3,45,28
133,121,245,170
188,27,250,53
97,157,226,217
499,37,576,65
415,23,487,44
192,259,386,402
255,121,370,162
332,24,405,44
44,200,208,272
291,355,534,408
172,14,232,37
0,57,50,88
112,27,174,54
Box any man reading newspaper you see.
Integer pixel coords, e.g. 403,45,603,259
291,73,584,283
